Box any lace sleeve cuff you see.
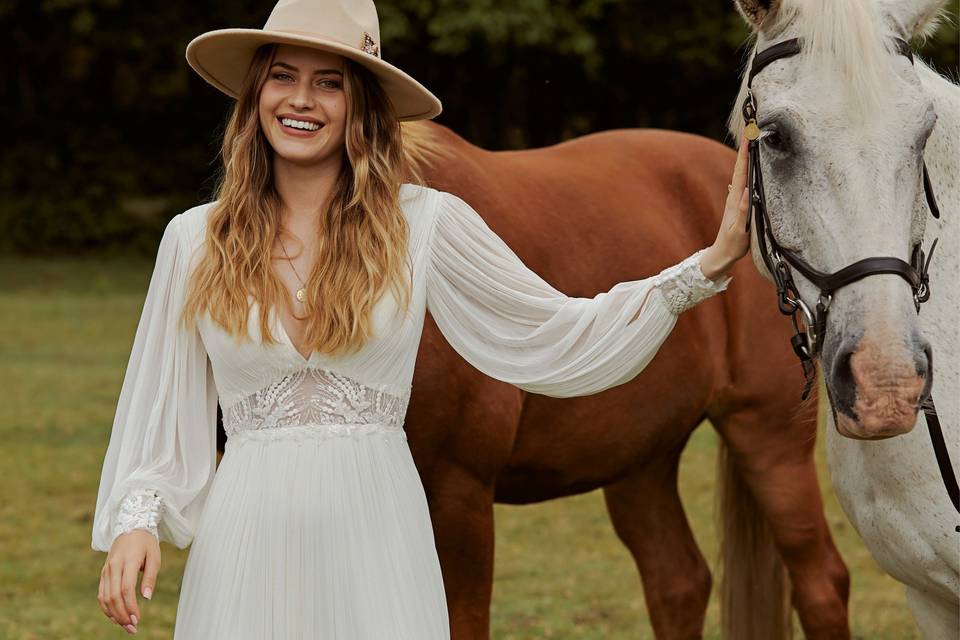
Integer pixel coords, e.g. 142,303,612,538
112,488,164,542
653,248,732,315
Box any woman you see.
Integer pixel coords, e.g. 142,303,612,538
92,0,751,637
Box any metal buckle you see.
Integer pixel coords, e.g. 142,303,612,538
793,296,817,341
914,283,928,311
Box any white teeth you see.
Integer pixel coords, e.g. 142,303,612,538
280,118,321,131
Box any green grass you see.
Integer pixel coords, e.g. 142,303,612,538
0,256,918,639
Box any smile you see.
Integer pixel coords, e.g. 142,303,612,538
277,116,323,133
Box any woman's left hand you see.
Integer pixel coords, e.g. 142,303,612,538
699,134,751,281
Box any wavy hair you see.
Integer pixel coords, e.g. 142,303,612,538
180,43,421,357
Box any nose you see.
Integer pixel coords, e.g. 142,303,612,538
830,329,931,439
288,83,315,110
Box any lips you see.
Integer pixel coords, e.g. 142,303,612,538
276,116,325,138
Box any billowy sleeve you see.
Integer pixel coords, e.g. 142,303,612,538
91,213,218,551
424,191,731,398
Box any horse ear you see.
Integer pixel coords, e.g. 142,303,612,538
880,0,949,39
733,0,783,31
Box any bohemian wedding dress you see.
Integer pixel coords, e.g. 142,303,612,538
91,183,730,639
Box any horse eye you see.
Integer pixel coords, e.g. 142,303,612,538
761,129,784,149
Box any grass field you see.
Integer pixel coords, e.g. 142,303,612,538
0,256,920,639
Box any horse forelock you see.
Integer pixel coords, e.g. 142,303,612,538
728,0,900,141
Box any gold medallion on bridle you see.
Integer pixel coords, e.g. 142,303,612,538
744,121,761,141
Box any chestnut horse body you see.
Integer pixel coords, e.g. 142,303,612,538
403,121,850,639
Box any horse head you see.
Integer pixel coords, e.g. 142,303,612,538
729,0,948,439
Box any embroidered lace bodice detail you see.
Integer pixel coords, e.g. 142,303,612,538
223,367,410,437
653,247,732,315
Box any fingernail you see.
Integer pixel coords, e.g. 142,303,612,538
143,587,152,599
131,615,138,625
125,624,137,634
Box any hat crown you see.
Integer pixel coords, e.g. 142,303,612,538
264,0,381,55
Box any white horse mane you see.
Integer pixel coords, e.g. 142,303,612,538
727,0,926,141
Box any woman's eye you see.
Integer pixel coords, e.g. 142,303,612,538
273,72,293,81
317,79,341,89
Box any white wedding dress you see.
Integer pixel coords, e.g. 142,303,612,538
90,183,729,639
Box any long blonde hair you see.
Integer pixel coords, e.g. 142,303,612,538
180,44,419,357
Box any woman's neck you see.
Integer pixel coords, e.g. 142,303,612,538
273,154,343,232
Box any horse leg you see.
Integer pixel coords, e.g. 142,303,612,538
603,449,711,639
905,585,960,640
428,461,497,640
712,406,850,639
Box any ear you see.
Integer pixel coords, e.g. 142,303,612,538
733,0,784,32
880,0,949,39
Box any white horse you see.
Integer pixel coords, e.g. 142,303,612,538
730,0,959,636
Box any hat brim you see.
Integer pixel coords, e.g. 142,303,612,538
185,29,442,121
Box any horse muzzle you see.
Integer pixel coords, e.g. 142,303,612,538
827,328,932,439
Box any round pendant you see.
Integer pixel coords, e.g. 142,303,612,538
296,288,306,302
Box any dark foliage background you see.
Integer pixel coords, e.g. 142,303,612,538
3,0,957,254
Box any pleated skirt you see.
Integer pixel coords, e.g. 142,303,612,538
172,424,451,639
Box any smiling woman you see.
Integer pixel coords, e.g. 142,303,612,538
89,0,754,638
260,51,347,155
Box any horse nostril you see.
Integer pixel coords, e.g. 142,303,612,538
911,331,933,382
830,341,858,416
915,338,933,408
919,343,932,379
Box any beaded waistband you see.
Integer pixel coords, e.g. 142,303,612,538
225,421,406,446
223,366,410,439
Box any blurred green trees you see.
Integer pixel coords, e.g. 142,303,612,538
2,0,957,253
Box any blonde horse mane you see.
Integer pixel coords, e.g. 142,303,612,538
401,121,450,183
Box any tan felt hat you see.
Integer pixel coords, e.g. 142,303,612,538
185,0,442,121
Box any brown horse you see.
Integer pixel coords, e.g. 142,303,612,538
210,122,850,638
403,121,849,639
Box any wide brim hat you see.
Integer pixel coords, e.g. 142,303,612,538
185,0,442,121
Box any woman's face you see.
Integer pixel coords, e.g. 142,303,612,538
258,44,348,168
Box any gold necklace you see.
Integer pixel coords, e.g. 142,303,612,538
277,232,307,303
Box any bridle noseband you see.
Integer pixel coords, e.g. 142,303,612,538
743,36,939,399
743,36,958,521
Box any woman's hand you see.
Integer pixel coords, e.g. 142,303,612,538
700,134,751,281
98,529,161,635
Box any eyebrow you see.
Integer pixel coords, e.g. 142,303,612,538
270,61,343,76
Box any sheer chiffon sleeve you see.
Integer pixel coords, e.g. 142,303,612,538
91,213,218,551
425,191,731,398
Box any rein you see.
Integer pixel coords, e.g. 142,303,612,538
743,36,959,520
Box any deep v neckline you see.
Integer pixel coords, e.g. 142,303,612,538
272,306,316,364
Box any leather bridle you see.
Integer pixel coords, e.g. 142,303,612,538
743,36,958,520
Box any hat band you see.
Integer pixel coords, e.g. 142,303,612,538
263,28,380,58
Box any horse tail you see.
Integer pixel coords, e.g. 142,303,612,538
716,439,793,640
400,121,449,182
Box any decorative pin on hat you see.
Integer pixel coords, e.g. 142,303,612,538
360,32,379,58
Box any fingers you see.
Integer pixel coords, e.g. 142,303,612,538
731,133,749,194
108,560,130,625
141,544,160,600
121,558,142,625
737,187,750,230
98,567,116,624
101,556,144,635
724,135,750,213
106,560,130,624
